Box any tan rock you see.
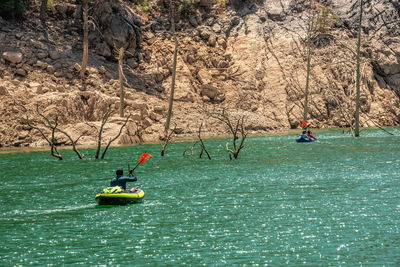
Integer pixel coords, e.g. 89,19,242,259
0,86,9,95
46,65,55,73
15,68,27,76
142,117,153,128
2,52,23,63
35,61,47,69
37,52,48,59
73,63,81,72
197,69,212,84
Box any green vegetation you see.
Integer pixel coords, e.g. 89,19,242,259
314,6,341,33
140,0,151,12
0,0,25,19
47,0,55,10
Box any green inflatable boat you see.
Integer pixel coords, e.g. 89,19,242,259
95,187,145,205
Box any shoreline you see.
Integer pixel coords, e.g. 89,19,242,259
0,126,398,155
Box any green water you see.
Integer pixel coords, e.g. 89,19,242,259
1,129,399,266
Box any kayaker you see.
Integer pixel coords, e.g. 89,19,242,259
306,130,317,140
110,168,137,190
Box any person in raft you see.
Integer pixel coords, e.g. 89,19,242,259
110,168,138,191
306,130,317,140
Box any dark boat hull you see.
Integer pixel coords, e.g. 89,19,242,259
95,189,145,205
296,136,315,142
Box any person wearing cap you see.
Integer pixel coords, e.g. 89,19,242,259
110,168,137,190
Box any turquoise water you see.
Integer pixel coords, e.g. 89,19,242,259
1,129,399,266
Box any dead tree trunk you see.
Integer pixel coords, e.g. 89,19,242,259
40,0,47,28
197,123,211,159
34,105,84,159
81,0,89,89
204,108,247,160
118,47,125,118
161,123,176,157
92,106,113,160
354,0,363,137
100,114,131,159
164,0,178,134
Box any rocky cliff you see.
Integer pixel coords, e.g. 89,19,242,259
0,0,399,147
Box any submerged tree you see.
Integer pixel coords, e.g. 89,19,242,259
204,108,247,160
354,0,364,137
86,105,131,159
161,0,179,156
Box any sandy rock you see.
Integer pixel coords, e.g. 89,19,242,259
35,60,47,69
15,68,27,76
3,52,23,63
49,51,61,60
197,69,213,84
153,105,166,114
0,86,9,96
149,112,162,121
73,63,81,72
54,72,64,77
142,117,153,128
98,66,107,74
28,82,41,88
37,52,48,59
208,34,217,47
46,65,55,73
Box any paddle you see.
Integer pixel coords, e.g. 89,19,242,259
128,152,152,177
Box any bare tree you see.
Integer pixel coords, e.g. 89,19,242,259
87,105,131,159
17,102,85,160
197,123,211,159
204,108,247,160
100,114,131,159
33,105,84,159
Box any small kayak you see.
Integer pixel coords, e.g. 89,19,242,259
296,136,316,142
95,189,145,205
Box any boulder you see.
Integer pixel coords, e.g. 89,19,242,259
37,52,48,59
92,0,141,54
95,42,112,58
200,84,225,103
2,52,23,63
197,69,212,84
0,86,9,96
15,68,27,76
49,51,61,60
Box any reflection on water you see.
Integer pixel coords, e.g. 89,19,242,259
0,129,399,266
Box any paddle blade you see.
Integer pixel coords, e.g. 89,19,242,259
138,153,152,164
299,120,308,128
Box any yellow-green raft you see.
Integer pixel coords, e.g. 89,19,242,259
95,188,145,205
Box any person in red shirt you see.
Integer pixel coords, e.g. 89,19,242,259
306,130,317,140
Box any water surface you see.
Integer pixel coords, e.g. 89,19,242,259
1,129,399,266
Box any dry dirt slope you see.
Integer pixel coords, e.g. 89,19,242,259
0,0,399,147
